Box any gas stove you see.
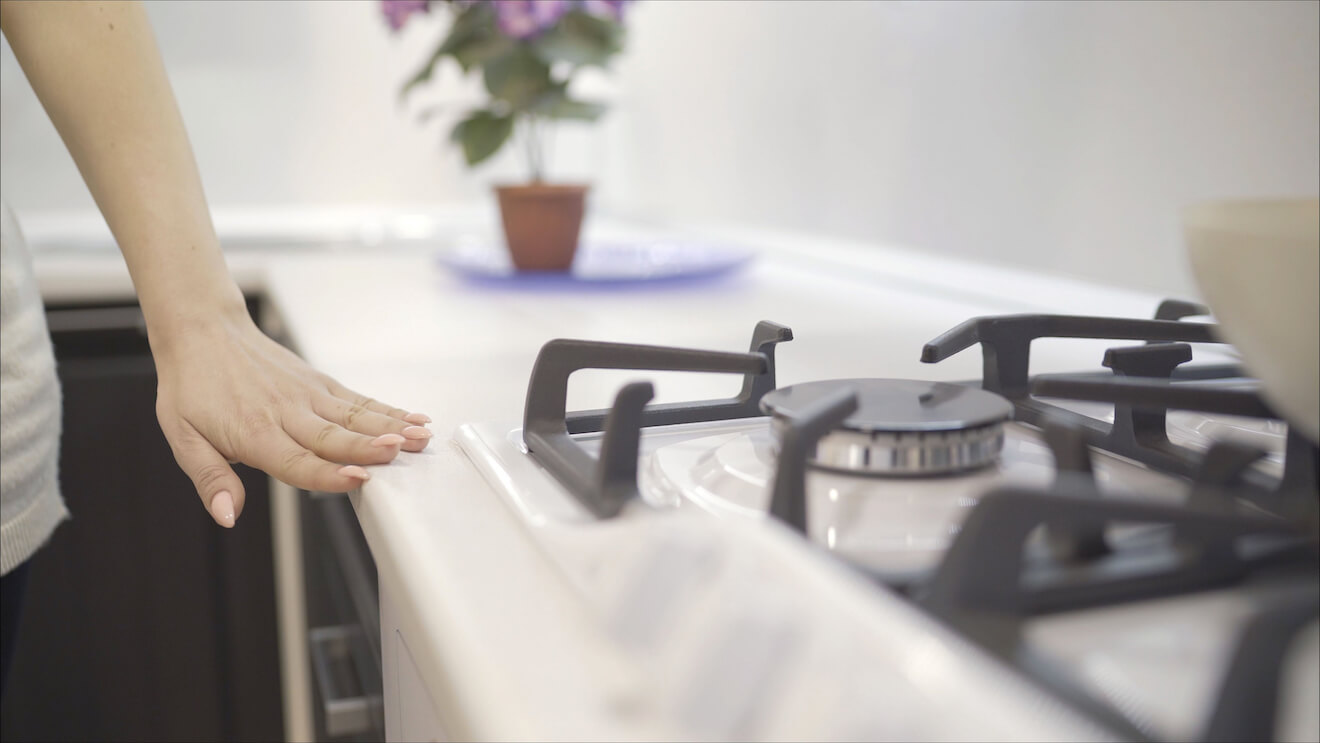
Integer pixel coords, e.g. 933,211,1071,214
455,299,1319,743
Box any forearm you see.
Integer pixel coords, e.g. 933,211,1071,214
1,0,246,348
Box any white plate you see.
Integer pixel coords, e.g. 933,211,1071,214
437,239,756,285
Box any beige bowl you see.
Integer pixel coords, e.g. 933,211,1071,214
1183,198,1320,443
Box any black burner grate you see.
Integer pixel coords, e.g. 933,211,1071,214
518,301,1320,743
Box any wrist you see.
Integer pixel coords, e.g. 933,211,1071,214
142,282,252,358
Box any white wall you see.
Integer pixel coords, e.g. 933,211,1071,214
2,0,1317,297
1,0,488,209
598,0,1319,297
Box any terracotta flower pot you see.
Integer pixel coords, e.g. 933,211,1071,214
494,183,589,272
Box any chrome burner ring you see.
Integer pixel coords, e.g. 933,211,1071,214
761,378,1014,477
772,419,1006,476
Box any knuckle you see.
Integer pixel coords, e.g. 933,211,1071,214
194,463,231,493
279,447,314,474
313,423,338,450
343,403,367,429
241,410,275,436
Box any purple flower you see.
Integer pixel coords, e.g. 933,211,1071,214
493,0,571,39
382,0,431,31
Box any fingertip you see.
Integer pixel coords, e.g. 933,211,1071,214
403,412,432,425
371,433,406,448
171,426,244,527
401,438,430,453
210,490,236,528
401,425,432,441
337,465,371,482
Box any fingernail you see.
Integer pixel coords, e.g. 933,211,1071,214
338,465,371,481
403,412,432,425
401,426,433,440
210,491,235,528
371,433,406,447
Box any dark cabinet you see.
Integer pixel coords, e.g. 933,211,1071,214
301,493,384,742
0,299,284,743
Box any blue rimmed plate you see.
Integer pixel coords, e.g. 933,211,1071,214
436,238,756,286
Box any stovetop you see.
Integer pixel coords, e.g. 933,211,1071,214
455,299,1319,743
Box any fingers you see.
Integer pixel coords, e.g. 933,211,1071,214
165,420,247,529
250,427,378,494
167,411,392,529
315,393,433,452
326,381,428,425
284,412,405,466
153,320,431,529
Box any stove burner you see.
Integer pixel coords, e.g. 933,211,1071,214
760,379,1013,475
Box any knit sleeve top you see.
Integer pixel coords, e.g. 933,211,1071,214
1,201,69,576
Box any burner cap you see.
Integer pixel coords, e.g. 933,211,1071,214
761,379,1012,433
760,379,1014,475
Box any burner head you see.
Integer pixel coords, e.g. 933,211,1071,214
759,379,1013,476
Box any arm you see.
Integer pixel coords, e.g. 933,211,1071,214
1,0,431,527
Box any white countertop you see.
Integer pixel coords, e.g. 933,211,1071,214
31,207,1183,740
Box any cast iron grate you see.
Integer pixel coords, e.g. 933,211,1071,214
518,300,1320,742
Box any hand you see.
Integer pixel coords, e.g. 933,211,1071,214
2,1,431,527
152,310,431,528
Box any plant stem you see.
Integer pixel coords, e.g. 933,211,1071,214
542,118,554,181
524,115,544,183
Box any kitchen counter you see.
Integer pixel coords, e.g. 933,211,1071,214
31,207,1186,741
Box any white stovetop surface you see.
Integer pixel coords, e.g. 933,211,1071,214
31,205,1197,741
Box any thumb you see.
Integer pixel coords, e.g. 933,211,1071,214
166,422,248,528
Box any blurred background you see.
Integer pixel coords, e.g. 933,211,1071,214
2,1,1317,296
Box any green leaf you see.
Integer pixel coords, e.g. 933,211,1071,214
522,84,607,122
482,45,554,111
400,46,448,101
533,10,623,68
438,2,496,56
451,33,515,73
450,109,515,167
399,3,497,99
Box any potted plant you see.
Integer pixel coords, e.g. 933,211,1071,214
383,0,630,271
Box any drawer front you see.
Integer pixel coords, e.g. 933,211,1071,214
303,493,383,741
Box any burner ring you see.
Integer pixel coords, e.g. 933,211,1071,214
761,379,1013,476
784,421,1007,476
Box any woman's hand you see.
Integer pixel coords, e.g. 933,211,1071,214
152,309,431,528
3,1,431,528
